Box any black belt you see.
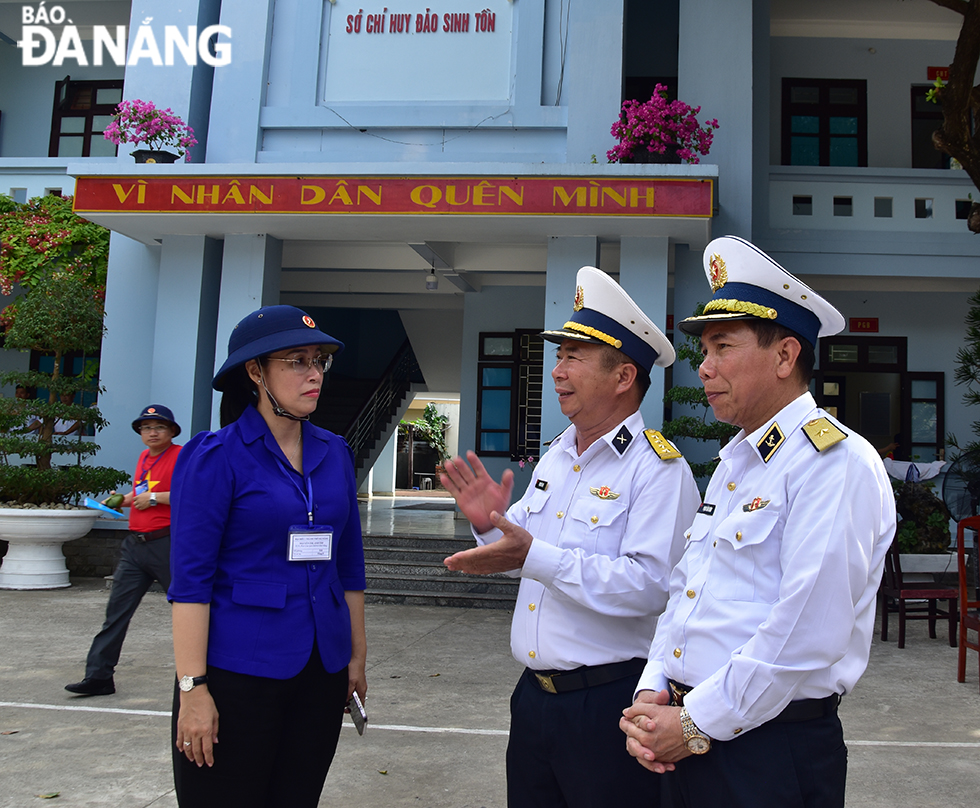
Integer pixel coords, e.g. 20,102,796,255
131,527,170,542
529,658,646,695
668,679,840,723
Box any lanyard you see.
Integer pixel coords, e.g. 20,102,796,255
137,444,170,483
274,453,315,528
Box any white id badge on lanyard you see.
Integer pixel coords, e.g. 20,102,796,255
288,525,333,561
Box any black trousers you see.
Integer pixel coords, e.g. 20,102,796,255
506,668,663,808
85,534,171,679
171,649,349,808
663,711,847,808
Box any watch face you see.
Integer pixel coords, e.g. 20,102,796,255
686,736,711,755
178,676,193,692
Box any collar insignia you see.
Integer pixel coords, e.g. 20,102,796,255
709,253,728,292
742,497,771,512
612,425,633,454
697,502,716,516
644,429,682,460
756,422,785,463
802,418,847,452
590,486,621,500
573,285,585,311
535,479,549,491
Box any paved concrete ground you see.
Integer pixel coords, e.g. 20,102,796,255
1,578,979,808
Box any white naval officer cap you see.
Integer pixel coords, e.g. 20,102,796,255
678,236,845,347
540,266,675,371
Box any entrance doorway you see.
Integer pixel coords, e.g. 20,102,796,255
814,336,944,462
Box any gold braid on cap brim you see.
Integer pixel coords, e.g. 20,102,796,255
562,321,623,349
703,299,778,320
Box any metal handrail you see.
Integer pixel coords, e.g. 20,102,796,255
343,339,419,464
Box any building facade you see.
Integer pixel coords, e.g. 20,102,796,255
0,0,975,489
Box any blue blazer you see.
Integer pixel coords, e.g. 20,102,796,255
168,405,366,679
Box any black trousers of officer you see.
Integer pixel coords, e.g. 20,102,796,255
171,647,349,808
84,533,171,679
506,667,664,808
663,711,847,808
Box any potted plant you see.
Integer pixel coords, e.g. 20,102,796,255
607,83,719,165
0,195,130,589
399,403,450,489
103,99,197,163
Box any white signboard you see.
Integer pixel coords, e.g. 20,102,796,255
323,2,513,103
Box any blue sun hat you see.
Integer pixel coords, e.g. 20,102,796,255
132,404,181,437
678,236,845,347
540,266,675,371
212,305,344,391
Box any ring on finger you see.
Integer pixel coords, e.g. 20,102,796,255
183,741,191,746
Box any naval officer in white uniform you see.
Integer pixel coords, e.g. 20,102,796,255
441,266,701,808
621,236,896,808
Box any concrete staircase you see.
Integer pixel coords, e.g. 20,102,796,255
362,533,519,609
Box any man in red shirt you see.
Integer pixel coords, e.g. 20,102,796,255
66,405,182,696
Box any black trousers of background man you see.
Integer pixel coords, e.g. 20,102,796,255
663,711,847,808
506,667,664,808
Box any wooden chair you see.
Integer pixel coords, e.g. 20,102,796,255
879,540,957,649
956,516,980,691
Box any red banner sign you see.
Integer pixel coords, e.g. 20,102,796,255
73,175,714,218
928,66,949,81
849,317,879,333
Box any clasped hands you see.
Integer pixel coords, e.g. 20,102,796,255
440,451,531,575
620,689,691,773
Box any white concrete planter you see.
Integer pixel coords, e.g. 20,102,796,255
0,509,98,590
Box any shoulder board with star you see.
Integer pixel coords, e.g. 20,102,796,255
644,429,683,461
801,418,848,452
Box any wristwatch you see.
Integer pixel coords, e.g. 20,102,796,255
149,492,158,506
679,707,711,754
178,674,208,692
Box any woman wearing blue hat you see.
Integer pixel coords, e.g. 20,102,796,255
168,305,366,807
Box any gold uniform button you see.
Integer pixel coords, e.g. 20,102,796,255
685,531,691,539
727,482,737,492
573,464,581,472
591,516,598,524
686,589,696,598
526,506,531,513
528,650,536,659
673,648,682,658
733,728,743,734
557,511,564,519
528,603,536,612
736,531,743,542
713,540,717,547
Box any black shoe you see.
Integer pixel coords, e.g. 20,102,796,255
65,677,115,696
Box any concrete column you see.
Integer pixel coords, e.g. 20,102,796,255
619,236,670,430
564,2,625,163
678,0,758,237
207,0,276,162
540,236,599,443
152,236,222,437
211,234,282,427
98,233,161,473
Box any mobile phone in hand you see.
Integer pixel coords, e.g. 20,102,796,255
347,691,367,735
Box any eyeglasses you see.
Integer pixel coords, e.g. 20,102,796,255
265,354,333,375
139,425,170,434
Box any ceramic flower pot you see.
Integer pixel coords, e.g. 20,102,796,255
131,149,179,164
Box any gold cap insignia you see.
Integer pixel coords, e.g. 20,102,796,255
573,285,585,312
756,422,785,463
590,486,621,500
742,497,772,512
644,429,682,460
709,253,728,292
802,418,847,452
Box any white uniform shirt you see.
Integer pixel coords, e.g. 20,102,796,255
477,410,701,672
637,392,896,741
